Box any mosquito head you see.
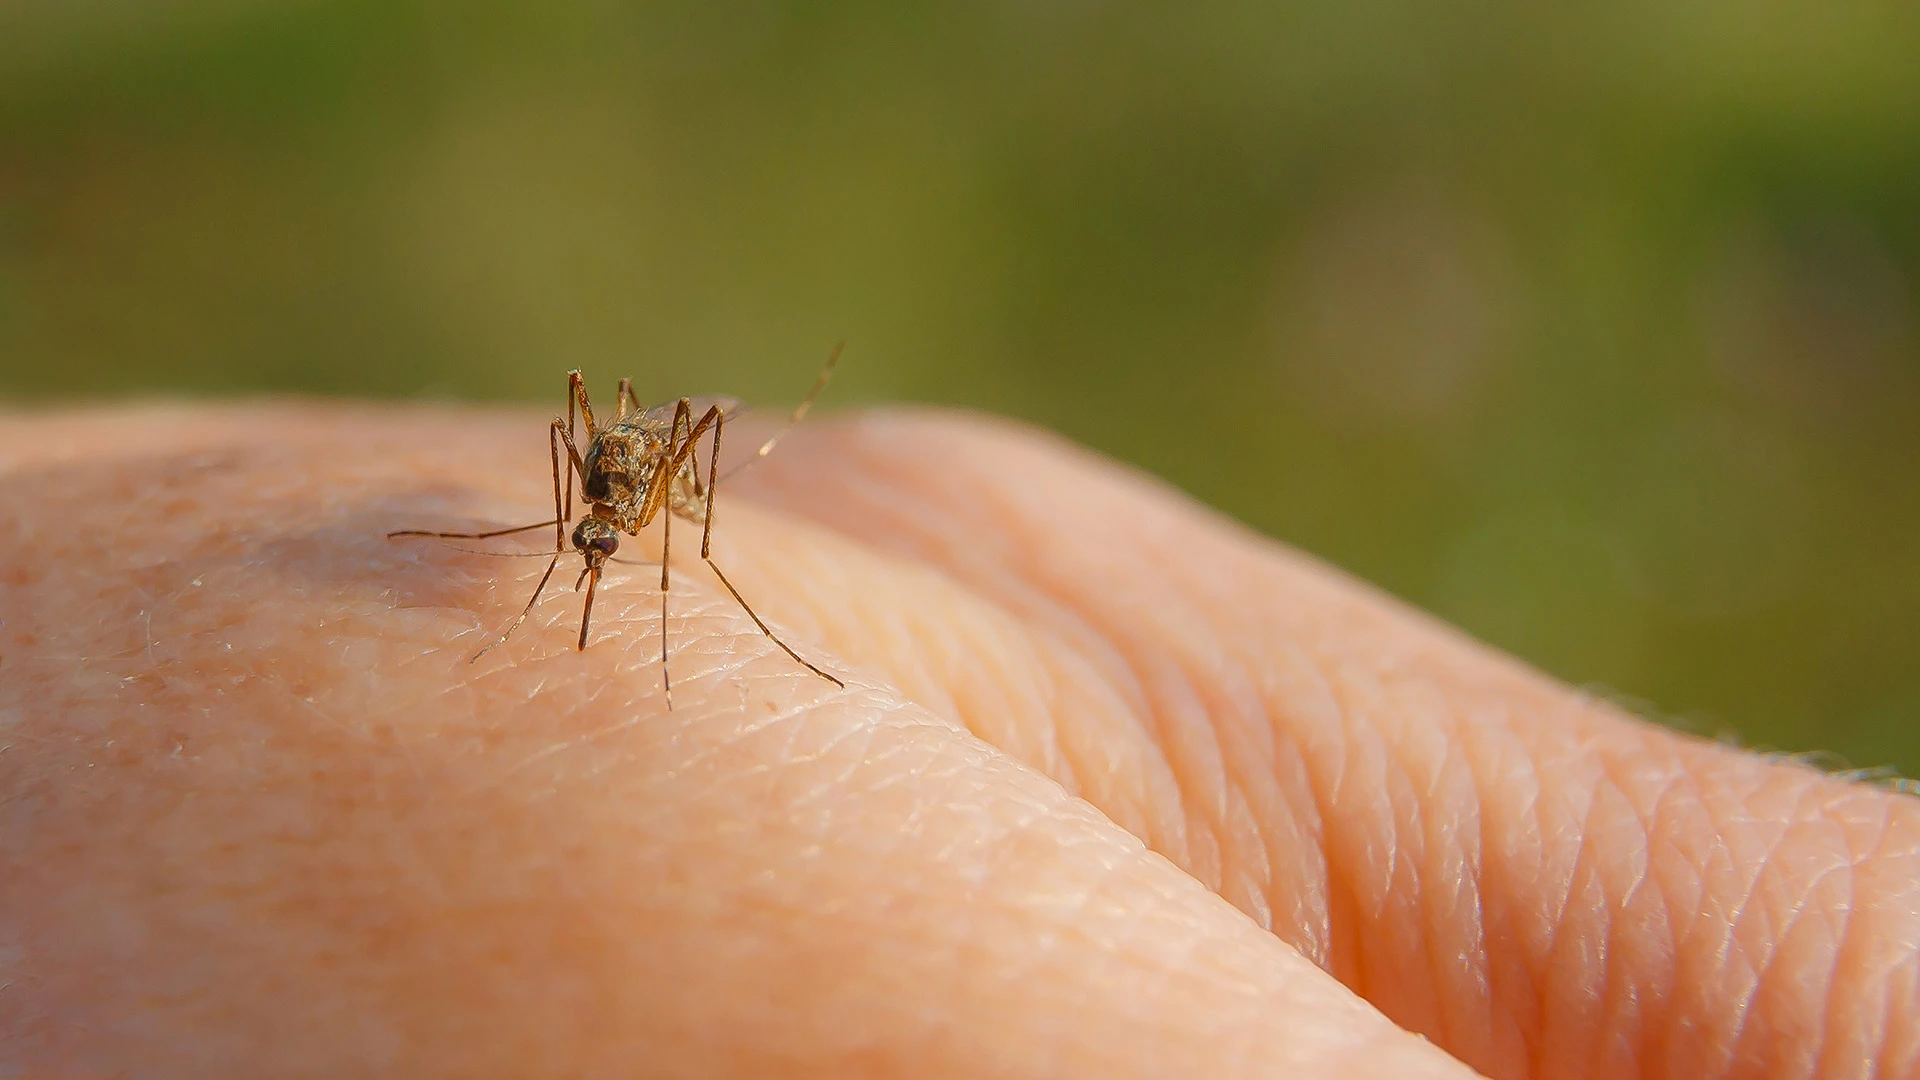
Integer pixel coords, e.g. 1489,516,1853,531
571,517,620,569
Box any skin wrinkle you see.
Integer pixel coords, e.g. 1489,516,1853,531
18,409,1428,1068
1100,540,1289,920
1433,702,1495,1066
1570,732,1679,1080
1344,614,1835,1068
1140,524,1311,938
655,687,878,804
1327,660,1430,1018
1102,561,1237,860
1307,655,1398,992
1288,649,1430,980
1821,798,1899,1075
1611,748,1700,1078
1710,780,1825,1074
1111,632,1233,894
1804,854,1858,1078
812,431,1184,807
1759,893,1840,1078
1023,648,1076,795
731,505,1180,852
1325,662,1419,1013
875,482,1206,867
1391,675,1492,1055
1793,800,1898,1079
1266,642,1349,970
737,409,1920,1080
1548,841,1611,1080
938,597,1076,795
1388,677,1459,1055
1674,769,1805,1079
1599,772,1665,1079
1758,813,1860,1076
490,578,860,787
792,424,1332,951
1600,767,1664,1080
710,487,1086,793
1458,703,1546,1077
1642,767,1700,1078
1876,905,1920,1075
9,404,1920,1076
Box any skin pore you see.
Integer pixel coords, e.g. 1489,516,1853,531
1,403,1916,1078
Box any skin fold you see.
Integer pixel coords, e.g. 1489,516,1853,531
0,402,1914,1079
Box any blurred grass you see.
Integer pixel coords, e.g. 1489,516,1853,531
2,0,1917,772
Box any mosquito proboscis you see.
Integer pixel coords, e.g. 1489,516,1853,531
389,345,846,707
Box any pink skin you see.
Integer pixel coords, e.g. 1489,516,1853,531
1,402,1915,1079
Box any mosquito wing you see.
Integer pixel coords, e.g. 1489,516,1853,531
637,395,748,436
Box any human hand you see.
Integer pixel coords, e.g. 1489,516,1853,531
3,402,1915,1078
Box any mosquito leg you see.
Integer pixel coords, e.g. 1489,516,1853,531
644,396,701,521
566,371,598,519
700,561,843,688
553,415,590,479
664,401,719,477
717,341,841,484
389,415,583,548
629,402,685,534
696,407,844,688
753,340,840,459
392,416,582,548
617,377,644,418
659,481,673,709
658,401,722,525
654,409,690,708
472,553,561,662
547,417,572,554
535,417,588,554
568,370,597,432
463,415,587,661
698,405,723,554
670,396,694,450
565,373,580,518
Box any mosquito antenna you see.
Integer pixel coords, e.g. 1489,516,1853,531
422,543,656,568
438,543,559,559
717,340,841,484
389,519,560,542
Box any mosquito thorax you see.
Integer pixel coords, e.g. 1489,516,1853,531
579,437,631,505
580,427,665,505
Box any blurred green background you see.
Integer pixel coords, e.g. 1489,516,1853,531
3,1,1917,771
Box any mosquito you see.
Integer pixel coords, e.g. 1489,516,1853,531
389,345,846,707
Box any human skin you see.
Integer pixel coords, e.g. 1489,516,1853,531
1,402,1916,1079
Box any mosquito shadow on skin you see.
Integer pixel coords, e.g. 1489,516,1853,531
265,498,662,637
254,497,588,615
0,448,550,621
1,433,791,682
